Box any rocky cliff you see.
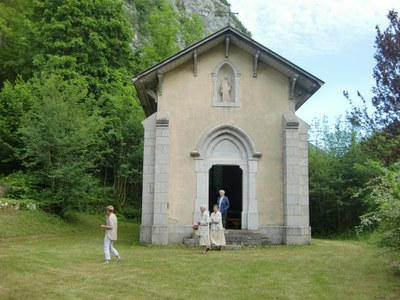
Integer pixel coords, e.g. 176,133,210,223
126,0,250,41
170,0,250,36
125,0,250,69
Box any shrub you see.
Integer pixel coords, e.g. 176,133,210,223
0,172,39,200
122,206,141,220
356,163,400,257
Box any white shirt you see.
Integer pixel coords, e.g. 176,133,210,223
105,213,118,241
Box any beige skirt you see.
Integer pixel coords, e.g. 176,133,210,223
210,230,226,246
199,235,210,246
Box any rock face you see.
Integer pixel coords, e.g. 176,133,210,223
125,0,250,40
170,0,233,35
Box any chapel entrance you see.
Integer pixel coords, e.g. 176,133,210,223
208,165,242,229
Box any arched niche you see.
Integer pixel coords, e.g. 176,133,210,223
212,60,241,107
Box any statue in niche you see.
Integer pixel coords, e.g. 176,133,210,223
220,75,231,102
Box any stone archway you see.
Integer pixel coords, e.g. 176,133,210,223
190,123,261,230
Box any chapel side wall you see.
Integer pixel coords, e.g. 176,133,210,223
157,44,293,229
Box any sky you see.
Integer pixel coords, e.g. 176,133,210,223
229,0,400,125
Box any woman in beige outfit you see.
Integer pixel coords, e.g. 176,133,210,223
210,204,226,249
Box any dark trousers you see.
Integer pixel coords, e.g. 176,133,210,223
221,212,227,228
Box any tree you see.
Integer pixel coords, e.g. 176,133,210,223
180,13,205,47
29,0,136,85
1,0,206,213
19,75,104,215
342,10,400,257
132,0,206,70
356,163,400,258
372,10,400,129
97,73,144,207
0,0,33,84
26,0,144,208
308,117,381,234
136,1,180,70
0,79,33,173
345,10,400,164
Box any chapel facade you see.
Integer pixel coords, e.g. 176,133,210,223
133,26,323,245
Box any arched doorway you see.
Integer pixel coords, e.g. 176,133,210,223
208,165,243,229
191,123,261,230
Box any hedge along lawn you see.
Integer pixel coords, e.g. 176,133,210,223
0,211,399,300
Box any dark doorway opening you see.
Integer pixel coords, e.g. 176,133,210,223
209,165,242,229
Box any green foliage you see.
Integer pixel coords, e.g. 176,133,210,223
0,0,209,216
180,13,205,47
345,10,400,165
0,79,33,172
133,0,205,70
339,10,400,256
0,0,146,214
309,117,382,234
372,10,400,128
121,206,142,220
19,75,104,215
30,0,136,83
97,72,144,207
356,163,400,257
27,0,145,209
0,0,33,84
0,171,39,199
136,1,180,69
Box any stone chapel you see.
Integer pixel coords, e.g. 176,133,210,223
132,26,324,245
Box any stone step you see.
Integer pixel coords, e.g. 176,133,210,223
183,230,270,247
224,230,270,246
183,236,199,247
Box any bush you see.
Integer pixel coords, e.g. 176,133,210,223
356,163,400,256
122,206,141,220
0,172,39,200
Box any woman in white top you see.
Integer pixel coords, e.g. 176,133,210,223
210,204,226,249
197,205,211,254
101,205,121,264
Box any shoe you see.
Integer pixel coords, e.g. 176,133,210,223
206,247,210,253
116,257,121,263
103,260,110,264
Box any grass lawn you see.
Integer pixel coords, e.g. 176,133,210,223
0,209,399,300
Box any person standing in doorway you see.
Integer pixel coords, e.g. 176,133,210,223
217,190,230,228
101,205,121,264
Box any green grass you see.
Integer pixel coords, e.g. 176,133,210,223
0,210,399,300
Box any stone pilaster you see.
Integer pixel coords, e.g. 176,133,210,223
140,114,156,244
151,111,170,245
282,113,311,245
